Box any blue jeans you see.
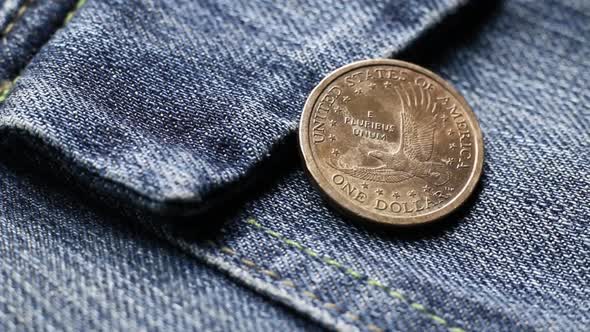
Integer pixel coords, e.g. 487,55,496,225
0,0,588,330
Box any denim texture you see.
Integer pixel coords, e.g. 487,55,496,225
0,149,320,331
0,0,589,331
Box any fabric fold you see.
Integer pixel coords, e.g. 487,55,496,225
0,0,469,215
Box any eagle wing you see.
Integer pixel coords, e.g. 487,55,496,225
332,165,413,183
395,84,437,162
401,111,436,162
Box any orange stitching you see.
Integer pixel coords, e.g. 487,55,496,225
216,244,384,331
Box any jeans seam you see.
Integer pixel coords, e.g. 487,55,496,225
246,218,466,332
208,241,385,332
0,0,87,103
0,0,31,39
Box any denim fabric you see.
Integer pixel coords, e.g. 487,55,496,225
0,0,589,331
0,149,320,331
0,0,468,214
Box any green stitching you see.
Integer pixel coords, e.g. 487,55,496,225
431,315,447,325
304,248,319,257
0,80,14,103
449,328,466,332
0,0,87,103
346,269,362,279
388,290,405,301
1,1,30,38
411,303,426,311
245,218,466,331
284,239,303,250
367,279,385,288
323,258,341,267
246,218,262,228
65,0,87,23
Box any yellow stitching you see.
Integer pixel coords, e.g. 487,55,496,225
1,1,30,38
0,80,14,102
367,323,384,332
281,280,295,288
216,244,384,331
323,258,342,267
411,303,426,311
220,246,235,256
64,0,87,23
261,269,279,279
246,218,262,228
449,328,466,332
245,218,465,331
284,239,303,249
240,259,256,267
346,268,362,279
304,248,319,257
388,290,405,301
431,315,447,325
367,279,385,288
302,291,317,299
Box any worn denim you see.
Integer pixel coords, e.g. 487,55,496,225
0,0,589,331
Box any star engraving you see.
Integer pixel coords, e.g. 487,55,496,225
375,188,384,195
330,119,337,127
447,128,455,136
333,106,342,114
392,192,400,199
342,95,351,103
407,190,416,198
328,134,336,142
423,185,431,192
445,186,455,192
361,182,369,189
367,82,376,90
331,148,340,156
353,88,362,95
449,142,457,150
439,113,448,122
383,81,392,88
443,157,455,166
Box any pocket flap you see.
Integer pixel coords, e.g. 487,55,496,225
0,0,469,215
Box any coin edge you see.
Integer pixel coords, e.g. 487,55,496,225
299,58,484,226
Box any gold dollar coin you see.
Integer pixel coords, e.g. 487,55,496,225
299,59,484,226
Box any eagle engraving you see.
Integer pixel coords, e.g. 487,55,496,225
331,84,450,186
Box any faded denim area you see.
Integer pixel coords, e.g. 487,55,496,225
0,150,320,331
0,0,468,213
0,0,589,331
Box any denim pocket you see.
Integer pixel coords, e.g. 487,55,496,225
0,0,470,215
1,1,589,331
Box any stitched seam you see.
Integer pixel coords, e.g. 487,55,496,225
206,240,385,332
0,0,87,103
0,0,31,38
246,218,466,332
